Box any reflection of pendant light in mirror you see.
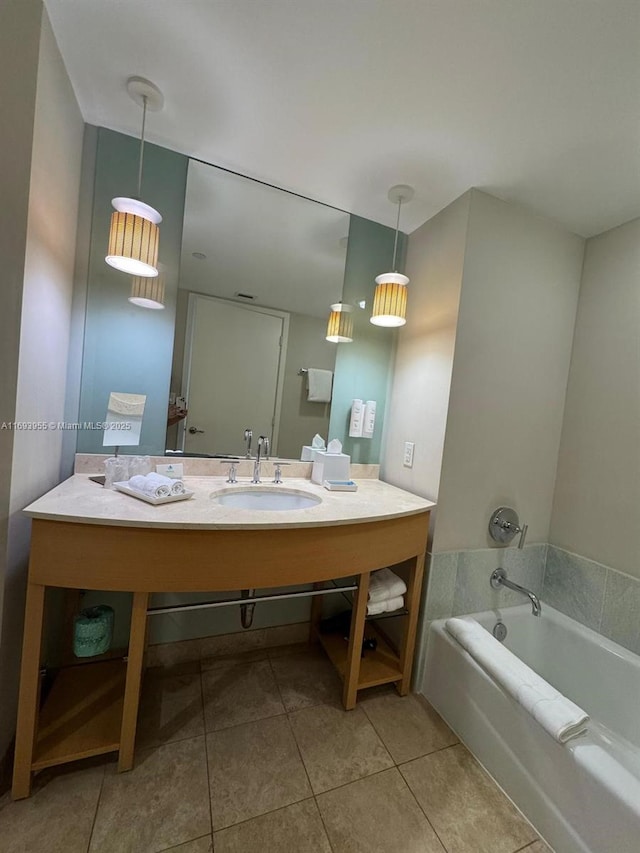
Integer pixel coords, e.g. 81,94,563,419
105,77,164,278
326,303,354,342
370,184,414,327
129,271,165,310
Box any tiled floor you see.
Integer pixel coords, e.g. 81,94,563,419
0,643,553,853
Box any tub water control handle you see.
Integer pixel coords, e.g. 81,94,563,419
489,506,528,549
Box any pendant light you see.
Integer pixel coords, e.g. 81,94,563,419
129,271,165,310
326,303,354,342
105,77,164,278
370,184,414,327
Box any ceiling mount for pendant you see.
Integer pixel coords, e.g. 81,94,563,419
370,184,414,328
105,76,164,278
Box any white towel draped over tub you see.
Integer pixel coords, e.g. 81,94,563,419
445,617,590,744
307,368,333,403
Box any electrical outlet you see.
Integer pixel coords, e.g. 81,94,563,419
403,441,415,468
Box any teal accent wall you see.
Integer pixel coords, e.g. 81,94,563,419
328,215,407,463
77,127,188,453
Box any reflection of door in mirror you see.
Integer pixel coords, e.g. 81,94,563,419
179,294,288,457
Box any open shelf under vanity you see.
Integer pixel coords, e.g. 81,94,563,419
315,620,403,689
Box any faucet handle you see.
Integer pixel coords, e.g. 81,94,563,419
273,463,283,484
225,461,238,484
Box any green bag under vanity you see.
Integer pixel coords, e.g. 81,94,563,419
73,605,114,657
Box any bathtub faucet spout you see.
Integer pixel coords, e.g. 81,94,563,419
490,568,541,616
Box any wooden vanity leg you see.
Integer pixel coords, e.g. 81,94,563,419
396,553,426,696
343,571,370,710
12,582,46,800
118,591,148,772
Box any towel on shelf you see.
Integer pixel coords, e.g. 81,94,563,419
367,595,405,617
368,568,407,603
307,368,333,403
170,480,186,495
445,617,589,744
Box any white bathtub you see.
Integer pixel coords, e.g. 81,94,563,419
423,604,640,853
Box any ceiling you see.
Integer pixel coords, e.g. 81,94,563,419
45,0,640,237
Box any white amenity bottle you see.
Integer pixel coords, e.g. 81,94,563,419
348,399,364,437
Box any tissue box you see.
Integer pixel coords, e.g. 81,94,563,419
312,451,350,484
301,446,316,462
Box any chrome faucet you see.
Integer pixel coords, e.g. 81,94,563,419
252,435,269,484
244,428,253,459
225,461,238,484
490,568,541,616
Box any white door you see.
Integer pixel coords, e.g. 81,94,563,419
182,295,288,456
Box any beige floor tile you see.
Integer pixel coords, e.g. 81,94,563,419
289,703,393,794
522,842,553,852
200,648,267,672
146,639,201,670
199,628,266,659
207,714,311,829
400,743,537,853
136,672,204,750
317,767,445,853
202,660,285,731
360,692,457,763
270,648,342,711
0,762,104,853
267,641,312,659
214,799,332,853
90,737,210,852
161,836,213,852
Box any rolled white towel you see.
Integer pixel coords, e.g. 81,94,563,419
128,473,171,498
445,617,589,744
367,595,405,617
170,480,186,495
368,568,407,603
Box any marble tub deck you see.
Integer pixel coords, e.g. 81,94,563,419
0,642,551,853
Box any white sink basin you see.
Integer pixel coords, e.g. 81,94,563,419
212,487,321,511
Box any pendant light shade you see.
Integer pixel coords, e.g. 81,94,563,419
106,77,164,279
129,271,165,309
370,184,414,328
370,273,409,327
326,303,354,342
106,198,161,277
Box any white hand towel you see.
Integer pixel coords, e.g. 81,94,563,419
170,480,186,495
445,617,589,744
368,568,407,603
128,474,171,499
367,595,405,616
307,368,333,403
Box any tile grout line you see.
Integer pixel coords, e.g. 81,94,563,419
85,763,107,853
198,670,215,845
268,655,336,852
156,833,212,853
395,761,451,853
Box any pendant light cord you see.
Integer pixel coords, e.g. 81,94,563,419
137,95,148,198
391,197,403,271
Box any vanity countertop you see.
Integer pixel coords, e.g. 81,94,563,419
24,475,434,530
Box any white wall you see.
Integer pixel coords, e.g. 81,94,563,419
0,7,84,758
380,192,470,503
0,0,44,764
432,191,584,552
550,218,640,577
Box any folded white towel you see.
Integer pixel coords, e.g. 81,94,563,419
445,617,589,744
367,595,405,616
368,568,407,603
307,368,333,403
128,473,172,499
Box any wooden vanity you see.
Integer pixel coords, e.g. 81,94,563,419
12,475,432,799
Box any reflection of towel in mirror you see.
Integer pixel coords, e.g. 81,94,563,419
307,368,333,403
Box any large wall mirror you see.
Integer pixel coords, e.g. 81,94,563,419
76,128,402,463
167,161,350,459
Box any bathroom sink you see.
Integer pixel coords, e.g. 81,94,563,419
212,487,321,511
